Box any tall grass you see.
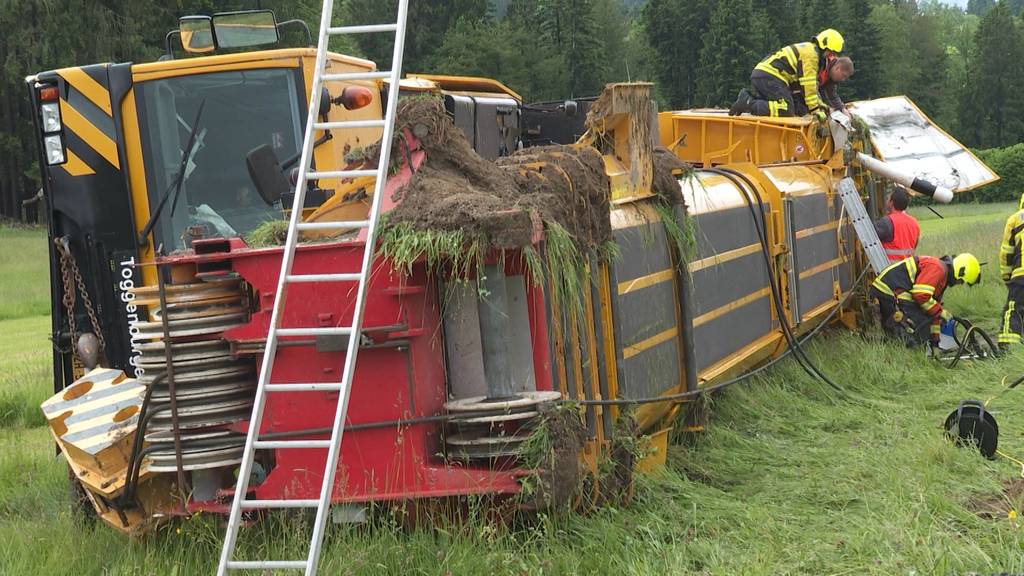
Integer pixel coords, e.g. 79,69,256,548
3,204,1024,574
0,225,50,321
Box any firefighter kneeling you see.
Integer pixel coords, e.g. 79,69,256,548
870,253,981,353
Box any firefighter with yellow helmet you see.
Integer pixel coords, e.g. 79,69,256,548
730,29,854,120
997,193,1024,347
870,253,981,350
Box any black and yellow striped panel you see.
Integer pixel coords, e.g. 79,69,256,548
57,65,119,175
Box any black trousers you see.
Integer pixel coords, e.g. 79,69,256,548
871,287,934,346
749,72,796,117
999,281,1024,346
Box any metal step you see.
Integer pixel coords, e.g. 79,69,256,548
286,273,361,283
264,383,344,392
314,119,386,131
275,327,353,337
295,221,369,232
328,23,397,35
226,561,308,570
240,499,320,509
253,440,332,449
306,169,377,180
322,71,390,82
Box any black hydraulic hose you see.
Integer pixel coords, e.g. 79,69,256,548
577,265,870,406
944,317,1001,369
709,167,847,394
720,166,850,393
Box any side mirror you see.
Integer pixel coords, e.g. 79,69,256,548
246,145,291,205
179,16,215,54
213,10,279,49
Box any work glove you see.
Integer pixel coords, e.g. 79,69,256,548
812,108,827,122
940,308,954,322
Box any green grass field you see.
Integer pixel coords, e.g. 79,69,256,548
3,204,1024,575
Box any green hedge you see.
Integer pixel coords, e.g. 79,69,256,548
960,143,1024,203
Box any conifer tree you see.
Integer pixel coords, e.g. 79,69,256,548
695,0,760,107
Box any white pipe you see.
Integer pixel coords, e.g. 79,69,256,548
856,152,953,204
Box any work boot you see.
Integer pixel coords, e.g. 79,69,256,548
729,89,753,116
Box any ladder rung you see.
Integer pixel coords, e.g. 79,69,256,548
328,23,398,35
295,221,369,232
307,169,377,180
226,560,308,570
286,273,361,283
322,71,391,82
275,327,353,337
240,499,319,509
265,383,343,392
314,119,386,131
253,440,332,449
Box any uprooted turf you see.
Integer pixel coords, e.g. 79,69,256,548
2,203,1024,574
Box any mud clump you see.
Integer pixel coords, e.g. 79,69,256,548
652,146,690,207
518,407,587,512
386,97,610,250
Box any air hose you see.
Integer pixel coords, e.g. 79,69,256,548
942,316,1001,369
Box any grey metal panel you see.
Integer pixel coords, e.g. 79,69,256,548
795,232,839,271
690,252,769,316
441,282,486,400
442,275,535,400
620,338,680,400
612,224,673,284
445,94,476,149
790,194,829,231
472,96,520,159
694,297,773,372
690,206,764,259
506,276,537,393
617,283,679,347
797,269,835,316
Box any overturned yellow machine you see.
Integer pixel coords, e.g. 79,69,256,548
28,8,997,534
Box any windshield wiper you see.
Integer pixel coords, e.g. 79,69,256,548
137,100,207,247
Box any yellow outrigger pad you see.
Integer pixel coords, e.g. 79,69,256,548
41,368,146,497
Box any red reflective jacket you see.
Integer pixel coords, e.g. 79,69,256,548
882,210,920,263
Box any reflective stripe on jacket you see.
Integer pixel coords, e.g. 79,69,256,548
882,210,920,262
1000,209,1024,282
872,256,949,322
754,42,822,113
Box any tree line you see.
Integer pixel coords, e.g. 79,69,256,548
2,0,1023,221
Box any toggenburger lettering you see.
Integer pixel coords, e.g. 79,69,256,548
118,256,145,377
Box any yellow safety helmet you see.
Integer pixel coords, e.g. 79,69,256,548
815,29,845,53
952,253,981,286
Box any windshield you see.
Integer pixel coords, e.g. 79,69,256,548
136,68,304,251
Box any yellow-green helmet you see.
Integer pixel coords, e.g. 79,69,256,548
815,29,845,53
953,253,981,285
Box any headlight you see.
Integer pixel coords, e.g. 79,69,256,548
44,135,65,165
41,102,61,133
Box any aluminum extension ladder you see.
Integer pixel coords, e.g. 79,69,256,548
216,1,409,573
836,177,890,274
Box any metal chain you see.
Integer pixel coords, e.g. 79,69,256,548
54,237,106,352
